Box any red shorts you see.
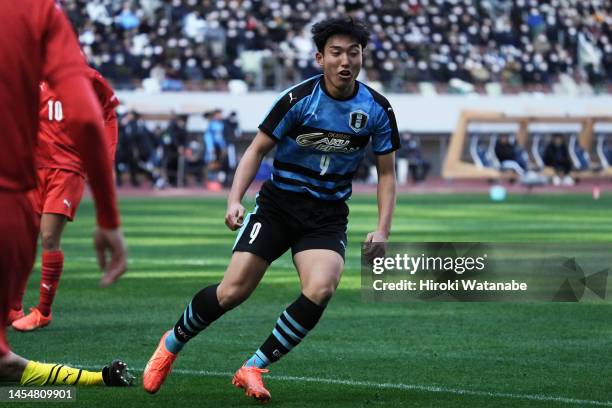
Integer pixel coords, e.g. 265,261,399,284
27,168,85,221
0,191,39,356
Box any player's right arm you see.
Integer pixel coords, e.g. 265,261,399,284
41,1,126,284
225,82,306,229
225,131,276,230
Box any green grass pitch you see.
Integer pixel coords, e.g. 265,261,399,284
7,193,612,407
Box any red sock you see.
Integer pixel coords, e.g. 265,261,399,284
37,250,64,317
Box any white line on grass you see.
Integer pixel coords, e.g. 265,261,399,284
84,364,611,406
66,256,360,268
173,368,612,406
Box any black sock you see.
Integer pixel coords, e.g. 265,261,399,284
168,284,226,350
245,293,325,368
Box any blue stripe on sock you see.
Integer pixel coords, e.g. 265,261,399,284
187,303,207,330
283,311,308,335
276,318,302,342
255,349,270,366
183,310,196,333
272,328,293,350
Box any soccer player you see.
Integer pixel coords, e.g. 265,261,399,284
0,0,132,387
10,69,120,332
143,16,398,401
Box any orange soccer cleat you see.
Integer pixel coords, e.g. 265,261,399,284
7,308,24,326
143,331,177,394
232,365,271,402
11,307,51,332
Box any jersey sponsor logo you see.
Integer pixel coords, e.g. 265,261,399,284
349,110,369,133
295,132,359,153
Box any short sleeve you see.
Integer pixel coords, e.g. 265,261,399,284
258,77,318,141
371,104,400,155
258,91,303,141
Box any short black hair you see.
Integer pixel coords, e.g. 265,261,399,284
311,16,370,53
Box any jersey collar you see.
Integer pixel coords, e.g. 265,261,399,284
319,76,360,101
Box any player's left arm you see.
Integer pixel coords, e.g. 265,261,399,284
365,96,400,244
365,151,396,243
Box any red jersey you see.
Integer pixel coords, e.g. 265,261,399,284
0,0,119,228
37,70,120,175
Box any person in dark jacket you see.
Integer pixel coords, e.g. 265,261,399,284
543,134,573,185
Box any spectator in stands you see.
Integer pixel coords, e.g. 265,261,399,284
401,134,430,183
203,109,228,190
183,134,205,186
222,111,240,186
116,111,141,187
115,2,140,30
133,118,165,188
495,134,528,175
64,0,609,93
223,111,241,142
604,139,612,166
116,111,162,187
543,133,574,185
161,114,188,186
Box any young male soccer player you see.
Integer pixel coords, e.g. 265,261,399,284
0,0,132,387
143,16,398,401
10,69,121,332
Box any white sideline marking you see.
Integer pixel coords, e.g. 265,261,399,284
86,364,611,406
172,368,612,406
67,256,359,268
71,257,224,266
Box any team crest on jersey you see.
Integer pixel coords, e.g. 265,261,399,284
349,110,368,133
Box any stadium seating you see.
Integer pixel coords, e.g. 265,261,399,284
443,111,612,182
66,0,611,93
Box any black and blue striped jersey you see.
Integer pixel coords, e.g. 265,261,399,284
258,74,400,201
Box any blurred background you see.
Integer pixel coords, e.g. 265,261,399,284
61,0,611,192
13,4,610,406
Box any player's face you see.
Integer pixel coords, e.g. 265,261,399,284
316,34,362,96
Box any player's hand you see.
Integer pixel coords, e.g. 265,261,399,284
94,227,128,288
225,202,245,231
363,230,388,262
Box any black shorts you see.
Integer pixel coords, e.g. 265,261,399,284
232,181,349,264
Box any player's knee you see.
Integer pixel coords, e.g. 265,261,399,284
40,231,61,251
303,283,336,306
216,283,250,309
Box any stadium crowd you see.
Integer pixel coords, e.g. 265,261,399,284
64,0,610,93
